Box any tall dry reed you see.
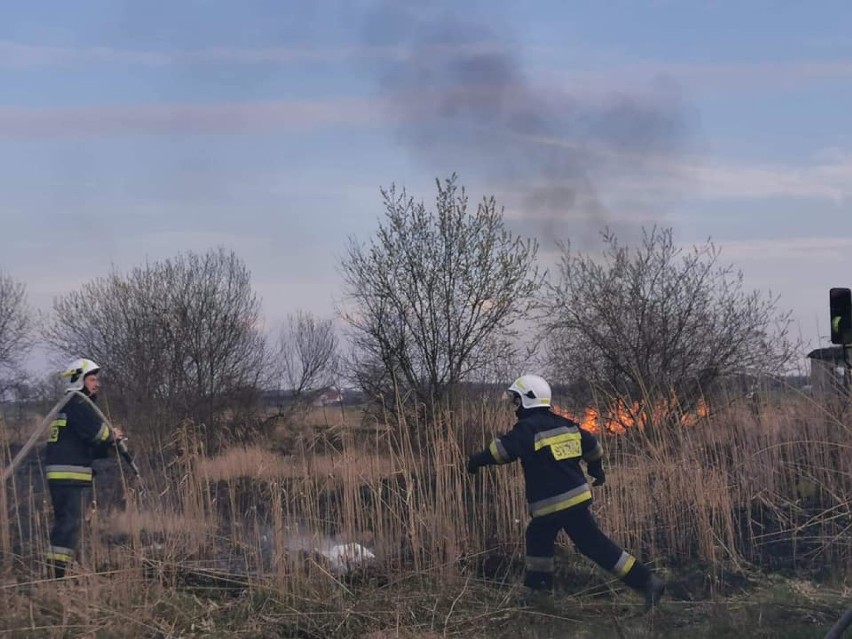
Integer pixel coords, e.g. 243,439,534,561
1,389,851,636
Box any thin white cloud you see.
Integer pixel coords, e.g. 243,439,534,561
0,98,379,137
714,236,852,263
499,131,852,203
0,40,354,67
0,85,849,205
6,38,852,93
0,40,507,68
534,232,852,261
0,41,173,67
548,59,852,94
683,157,852,201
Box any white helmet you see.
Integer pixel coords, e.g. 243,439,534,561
60,358,100,393
508,374,551,409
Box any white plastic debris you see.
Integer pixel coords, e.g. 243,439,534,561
316,542,376,575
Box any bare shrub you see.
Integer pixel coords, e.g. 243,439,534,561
541,226,798,425
340,174,542,412
275,310,339,404
0,270,33,395
44,248,268,447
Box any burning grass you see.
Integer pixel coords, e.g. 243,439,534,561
553,396,710,434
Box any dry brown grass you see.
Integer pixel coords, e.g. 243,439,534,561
2,389,852,637
197,445,403,484
1,414,45,446
103,508,210,538
595,392,852,575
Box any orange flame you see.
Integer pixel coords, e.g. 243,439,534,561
553,398,709,434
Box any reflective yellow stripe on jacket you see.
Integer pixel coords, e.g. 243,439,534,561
528,483,592,517
533,425,579,450
47,414,67,443
533,425,583,461
489,438,511,464
94,422,110,443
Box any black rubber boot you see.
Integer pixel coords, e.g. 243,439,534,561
644,574,666,612
51,560,68,579
518,586,557,612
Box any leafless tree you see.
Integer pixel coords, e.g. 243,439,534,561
44,248,269,447
340,174,543,410
276,311,338,403
541,227,797,425
0,271,33,394
2,371,66,426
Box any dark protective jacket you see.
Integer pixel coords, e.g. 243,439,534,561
470,407,604,518
44,392,114,484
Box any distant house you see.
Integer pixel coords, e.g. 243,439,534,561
313,388,343,407
259,388,297,407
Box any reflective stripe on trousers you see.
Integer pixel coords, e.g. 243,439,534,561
46,545,74,562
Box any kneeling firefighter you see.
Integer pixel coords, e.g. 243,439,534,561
44,358,123,578
467,374,665,611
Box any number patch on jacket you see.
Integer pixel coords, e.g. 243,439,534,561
550,439,582,460
47,416,67,443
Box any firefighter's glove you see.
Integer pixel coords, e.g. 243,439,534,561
467,455,481,475
587,461,606,487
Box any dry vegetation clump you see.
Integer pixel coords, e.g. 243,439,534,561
596,390,852,578
2,394,852,637
196,445,402,485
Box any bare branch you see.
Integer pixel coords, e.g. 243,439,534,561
339,174,542,409
44,248,268,446
277,310,338,400
0,271,34,393
541,227,798,418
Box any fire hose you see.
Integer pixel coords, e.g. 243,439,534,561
1,391,141,483
73,391,142,480
2,392,74,483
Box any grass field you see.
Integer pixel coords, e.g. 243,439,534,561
2,390,852,638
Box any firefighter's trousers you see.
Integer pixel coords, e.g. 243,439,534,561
524,503,650,591
47,483,90,578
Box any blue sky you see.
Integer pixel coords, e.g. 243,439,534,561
2,1,851,372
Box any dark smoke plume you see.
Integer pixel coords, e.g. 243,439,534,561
364,2,692,246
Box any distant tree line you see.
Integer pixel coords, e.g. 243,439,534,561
0,270,35,406
0,174,797,445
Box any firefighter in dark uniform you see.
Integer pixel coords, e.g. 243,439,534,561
45,358,123,578
467,374,665,611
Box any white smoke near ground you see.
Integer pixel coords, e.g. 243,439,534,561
257,520,377,576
